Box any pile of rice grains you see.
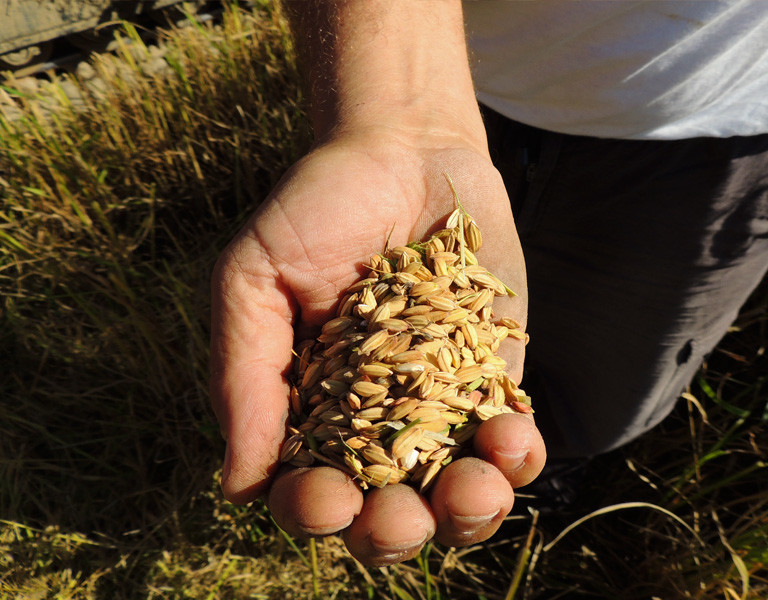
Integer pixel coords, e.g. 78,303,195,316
281,183,531,492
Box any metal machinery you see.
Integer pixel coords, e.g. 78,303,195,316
0,1,203,71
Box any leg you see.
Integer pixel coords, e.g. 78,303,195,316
484,108,768,458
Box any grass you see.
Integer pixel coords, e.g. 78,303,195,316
1,2,766,598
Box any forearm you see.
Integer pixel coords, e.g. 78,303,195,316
283,0,486,152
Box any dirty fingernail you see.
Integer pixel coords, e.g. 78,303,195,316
371,532,430,555
449,512,497,534
299,515,355,537
492,449,528,474
221,445,232,485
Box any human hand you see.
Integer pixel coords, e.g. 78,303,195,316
210,127,546,566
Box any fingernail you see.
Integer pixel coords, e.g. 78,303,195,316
374,551,415,564
299,516,355,537
221,445,232,485
449,512,497,534
370,531,430,555
493,449,528,474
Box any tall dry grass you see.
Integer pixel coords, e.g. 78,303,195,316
1,3,766,599
1,4,316,598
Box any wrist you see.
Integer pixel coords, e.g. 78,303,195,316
320,91,487,157
285,0,488,156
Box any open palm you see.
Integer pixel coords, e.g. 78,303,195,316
210,131,546,565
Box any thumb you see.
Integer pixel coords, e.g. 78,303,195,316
210,244,295,504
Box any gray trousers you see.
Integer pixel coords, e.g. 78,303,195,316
483,108,768,459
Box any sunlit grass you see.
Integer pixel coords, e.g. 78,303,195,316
1,3,766,598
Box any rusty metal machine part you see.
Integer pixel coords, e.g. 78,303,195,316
0,1,206,70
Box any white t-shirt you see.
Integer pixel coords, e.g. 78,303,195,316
463,0,768,139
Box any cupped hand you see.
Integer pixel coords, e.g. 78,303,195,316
210,128,546,565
